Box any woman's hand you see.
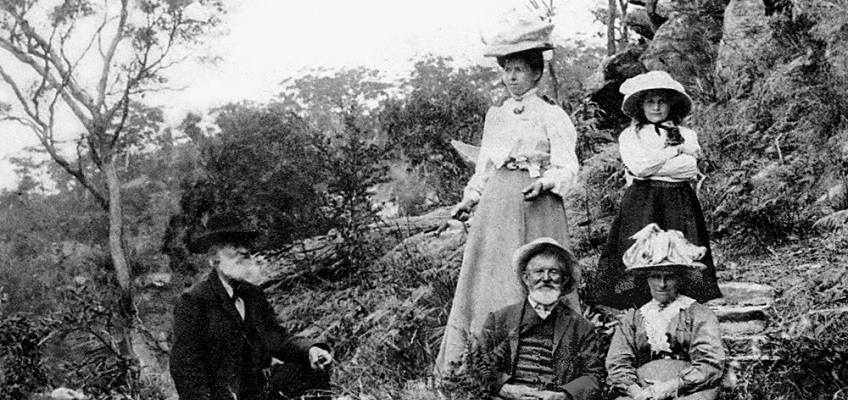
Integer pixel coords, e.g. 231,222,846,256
628,384,653,400
522,180,545,201
450,198,476,221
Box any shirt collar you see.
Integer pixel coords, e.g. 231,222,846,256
527,296,558,319
511,87,538,102
217,271,235,298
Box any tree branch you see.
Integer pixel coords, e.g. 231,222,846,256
96,0,128,112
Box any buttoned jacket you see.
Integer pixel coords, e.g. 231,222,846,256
170,271,320,400
481,298,605,400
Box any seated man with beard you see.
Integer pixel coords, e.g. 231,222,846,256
170,212,334,400
481,238,604,400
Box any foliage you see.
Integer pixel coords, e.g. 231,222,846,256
690,2,848,249
731,333,848,400
718,236,848,400
0,0,226,391
267,234,462,398
177,104,327,249
0,314,55,400
380,56,495,209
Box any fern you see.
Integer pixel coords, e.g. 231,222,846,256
813,209,848,231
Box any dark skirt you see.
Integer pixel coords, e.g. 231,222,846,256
592,179,722,309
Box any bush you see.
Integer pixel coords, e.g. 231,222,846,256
0,314,54,399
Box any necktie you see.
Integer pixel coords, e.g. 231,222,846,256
231,284,246,320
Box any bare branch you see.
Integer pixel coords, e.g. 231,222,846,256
12,14,96,111
0,40,93,127
96,0,129,112
0,63,41,123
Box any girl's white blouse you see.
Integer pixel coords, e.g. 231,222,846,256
619,124,701,183
463,89,579,203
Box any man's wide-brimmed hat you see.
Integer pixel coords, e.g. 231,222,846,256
619,70,693,119
188,212,259,254
513,237,581,295
484,18,554,58
622,223,706,282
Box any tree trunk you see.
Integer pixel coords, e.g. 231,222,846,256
608,0,618,56
104,157,139,379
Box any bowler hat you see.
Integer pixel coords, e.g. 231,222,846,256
513,237,581,295
188,212,259,254
619,70,693,119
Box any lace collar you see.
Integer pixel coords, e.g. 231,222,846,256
639,295,695,353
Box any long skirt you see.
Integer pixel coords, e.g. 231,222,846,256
592,179,722,309
434,168,580,377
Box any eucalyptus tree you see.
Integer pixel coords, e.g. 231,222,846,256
0,0,224,375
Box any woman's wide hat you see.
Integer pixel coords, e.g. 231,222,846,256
188,212,260,254
619,70,693,119
484,18,554,58
513,237,581,295
622,223,706,282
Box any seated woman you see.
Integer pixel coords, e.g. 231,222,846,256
605,223,725,400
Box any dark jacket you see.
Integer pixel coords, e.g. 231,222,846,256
481,298,605,400
170,271,320,400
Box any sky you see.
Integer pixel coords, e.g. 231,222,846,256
0,0,603,190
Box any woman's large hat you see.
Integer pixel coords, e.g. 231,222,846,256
622,223,706,278
188,212,260,254
483,18,554,58
513,237,581,295
619,70,693,119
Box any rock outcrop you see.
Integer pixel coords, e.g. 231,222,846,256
639,0,729,86
715,0,771,95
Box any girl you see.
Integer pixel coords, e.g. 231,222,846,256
434,19,581,377
593,70,722,310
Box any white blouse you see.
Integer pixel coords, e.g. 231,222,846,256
619,124,701,183
463,89,579,203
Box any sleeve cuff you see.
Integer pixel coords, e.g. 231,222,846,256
663,146,679,160
462,188,482,205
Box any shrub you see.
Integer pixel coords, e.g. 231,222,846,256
0,314,54,399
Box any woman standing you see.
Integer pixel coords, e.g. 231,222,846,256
592,71,722,310
435,19,580,377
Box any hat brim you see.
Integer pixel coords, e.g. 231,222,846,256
484,42,553,58
624,261,706,273
621,88,693,119
513,240,581,295
188,230,260,254
625,262,706,293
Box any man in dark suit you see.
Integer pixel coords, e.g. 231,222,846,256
170,212,333,400
481,237,604,400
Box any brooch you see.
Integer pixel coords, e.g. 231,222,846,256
513,105,525,114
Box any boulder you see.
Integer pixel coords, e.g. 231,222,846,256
585,46,648,129
711,281,775,307
640,0,729,87
716,0,771,93
720,319,768,336
625,6,657,39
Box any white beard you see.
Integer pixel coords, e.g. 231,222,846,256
219,259,263,285
528,286,562,306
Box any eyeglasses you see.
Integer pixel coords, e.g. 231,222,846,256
525,269,562,280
